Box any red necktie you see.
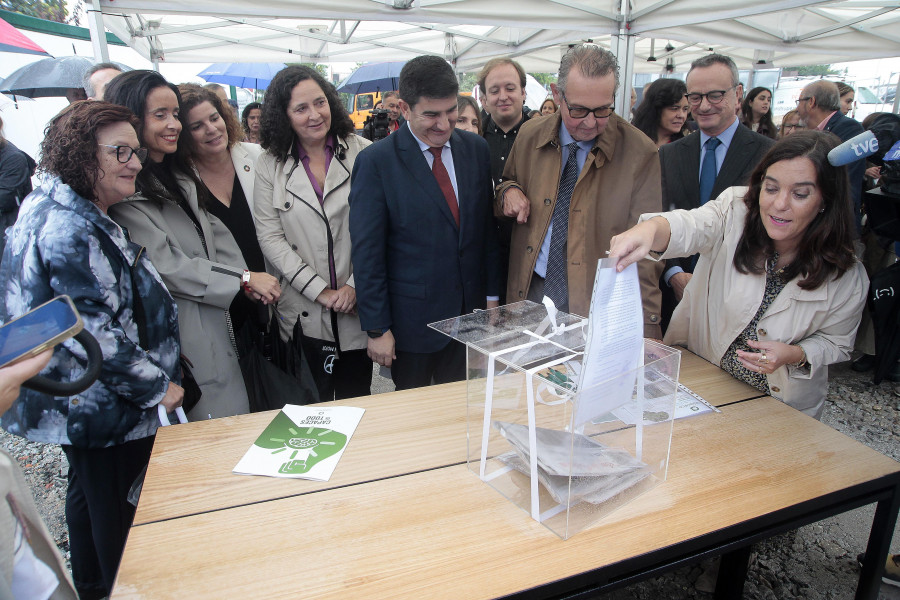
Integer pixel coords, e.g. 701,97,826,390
428,146,459,227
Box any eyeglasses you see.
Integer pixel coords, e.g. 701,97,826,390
560,92,614,119
795,97,811,105
782,123,804,130
684,86,737,106
100,145,148,164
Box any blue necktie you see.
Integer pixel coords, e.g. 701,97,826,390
544,142,579,312
699,137,721,205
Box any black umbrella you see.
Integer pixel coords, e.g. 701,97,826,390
868,261,900,384
0,56,93,98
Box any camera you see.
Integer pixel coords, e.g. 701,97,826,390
362,108,391,142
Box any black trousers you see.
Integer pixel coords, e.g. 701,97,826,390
62,436,155,600
392,341,466,390
333,348,373,400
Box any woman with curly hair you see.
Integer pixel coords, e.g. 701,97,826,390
242,101,262,143
0,101,183,599
631,78,690,146
255,65,372,400
610,130,866,419
105,70,280,420
176,84,268,338
741,86,777,139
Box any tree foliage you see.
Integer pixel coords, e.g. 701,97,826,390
783,65,839,77
0,0,83,25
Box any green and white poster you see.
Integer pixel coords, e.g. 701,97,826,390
233,405,365,480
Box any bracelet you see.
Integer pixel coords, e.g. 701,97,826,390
795,344,808,368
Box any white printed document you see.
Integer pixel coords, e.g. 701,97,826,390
233,405,364,481
575,260,644,425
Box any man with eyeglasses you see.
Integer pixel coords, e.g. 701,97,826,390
495,44,664,338
796,80,865,234
658,54,774,332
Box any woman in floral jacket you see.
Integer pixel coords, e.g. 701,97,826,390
0,101,183,600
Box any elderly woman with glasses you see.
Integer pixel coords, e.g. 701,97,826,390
0,101,183,599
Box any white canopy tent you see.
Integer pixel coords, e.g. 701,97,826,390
93,0,900,112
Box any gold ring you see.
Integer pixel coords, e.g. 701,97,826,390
761,352,768,364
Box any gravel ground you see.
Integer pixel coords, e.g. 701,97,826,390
2,360,899,599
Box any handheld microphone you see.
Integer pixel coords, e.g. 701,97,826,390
828,130,880,167
335,143,347,161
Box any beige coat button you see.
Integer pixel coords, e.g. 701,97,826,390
758,328,767,336
650,314,658,323
771,386,780,393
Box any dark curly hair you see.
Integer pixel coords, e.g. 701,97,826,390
631,78,687,144
242,101,261,137
740,87,776,139
259,66,354,162
177,83,244,159
733,129,855,290
38,100,139,203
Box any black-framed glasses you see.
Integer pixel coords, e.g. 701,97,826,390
560,91,614,119
795,97,811,105
782,123,804,131
685,86,736,106
100,144,148,164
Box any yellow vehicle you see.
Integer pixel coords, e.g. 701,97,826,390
344,91,383,131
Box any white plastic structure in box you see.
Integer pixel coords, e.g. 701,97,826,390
430,301,681,539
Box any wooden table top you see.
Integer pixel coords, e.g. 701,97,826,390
133,350,760,525
113,397,900,600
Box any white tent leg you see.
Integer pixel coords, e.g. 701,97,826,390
612,32,636,118
87,0,109,62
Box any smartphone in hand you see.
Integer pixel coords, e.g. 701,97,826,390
0,296,83,369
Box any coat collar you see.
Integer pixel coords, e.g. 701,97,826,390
39,177,139,259
529,112,623,168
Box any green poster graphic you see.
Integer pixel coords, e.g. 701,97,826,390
254,411,348,474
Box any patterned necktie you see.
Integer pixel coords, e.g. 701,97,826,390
698,136,721,205
428,147,459,226
544,142,580,312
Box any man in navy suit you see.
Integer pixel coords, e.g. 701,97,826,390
659,54,774,331
797,80,865,232
349,55,500,390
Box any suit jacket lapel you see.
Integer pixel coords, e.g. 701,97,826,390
396,127,458,230
714,124,752,198
679,133,701,205
231,143,255,202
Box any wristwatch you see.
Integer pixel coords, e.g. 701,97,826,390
367,329,386,339
241,269,252,291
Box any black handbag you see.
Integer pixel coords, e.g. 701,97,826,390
293,310,341,402
237,306,319,411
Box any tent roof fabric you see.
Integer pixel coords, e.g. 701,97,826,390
97,0,900,72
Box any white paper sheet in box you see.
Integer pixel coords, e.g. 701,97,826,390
429,300,681,539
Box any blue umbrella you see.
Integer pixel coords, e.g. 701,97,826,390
337,61,406,95
197,62,286,91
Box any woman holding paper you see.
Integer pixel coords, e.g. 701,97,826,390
608,130,867,419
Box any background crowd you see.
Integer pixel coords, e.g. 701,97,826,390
0,45,897,598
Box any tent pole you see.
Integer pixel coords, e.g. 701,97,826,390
612,0,635,118
87,0,110,62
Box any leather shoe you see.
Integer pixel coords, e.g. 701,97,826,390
851,354,876,372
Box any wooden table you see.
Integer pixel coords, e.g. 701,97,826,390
132,350,761,526
114,397,900,600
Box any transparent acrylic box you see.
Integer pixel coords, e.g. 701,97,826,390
430,301,681,539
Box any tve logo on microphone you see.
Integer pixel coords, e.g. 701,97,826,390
850,136,878,157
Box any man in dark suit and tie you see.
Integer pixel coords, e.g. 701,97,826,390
659,54,775,330
349,55,500,390
796,80,865,232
